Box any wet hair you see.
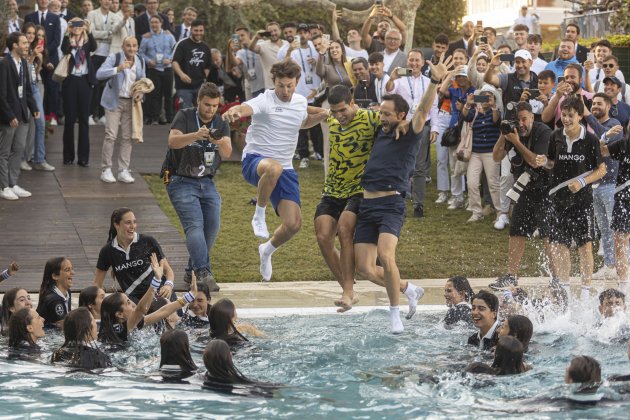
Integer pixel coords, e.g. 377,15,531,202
61,307,94,344
39,257,67,297
160,329,198,376
447,276,474,303
593,92,612,107
328,85,353,106
560,94,584,116
197,282,211,301
198,82,221,100
79,286,100,311
599,288,625,305
382,94,410,116
203,339,254,385
513,24,529,33
99,292,127,343
209,299,248,343
270,58,301,81
108,207,133,242
434,33,449,46
472,290,499,313
1,288,27,335
465,362,497,375
537,69,556,82
53,307,111,369
516,101,533,114
148,297,171,334
567,356,601,383
505,315,533,352
368,52,384,65
8,308,35,348
566,22,580,35
492,336,526,375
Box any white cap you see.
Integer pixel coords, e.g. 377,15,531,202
455,68,469,77
514,49,532,61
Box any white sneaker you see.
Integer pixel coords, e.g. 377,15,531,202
311,152,323,161
447,197,464,210
447,196,456,206
100,168,116,183
11,185,31,197
97,116,106,125
259,243,273,281
467,214,484,223
20,161,32,171
592,265,617,280
493,214,509,230
597,242,604,257
88,116,97,126
299,158,309,169
117,169,135,183
0,187,19,200
435,192,448,204
31,161,55,171
252,215,270,239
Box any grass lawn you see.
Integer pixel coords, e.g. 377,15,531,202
144,149,586,283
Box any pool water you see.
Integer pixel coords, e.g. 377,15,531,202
1,303,630,419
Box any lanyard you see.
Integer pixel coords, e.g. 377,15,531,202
298,45,314,73
375,78,382,102
407,76,423,102
246,50,253,69
332,62,344,83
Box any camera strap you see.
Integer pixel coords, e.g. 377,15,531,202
548,170,593,196
615,179,630,194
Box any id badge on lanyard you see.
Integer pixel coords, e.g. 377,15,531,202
197,112,215,168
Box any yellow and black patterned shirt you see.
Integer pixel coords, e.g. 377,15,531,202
323,108,380,198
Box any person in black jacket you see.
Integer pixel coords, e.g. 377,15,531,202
60,18,97,166
0,32,39,201
36,257,74,328
134,0,172,44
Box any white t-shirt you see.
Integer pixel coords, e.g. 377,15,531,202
373,73,390,103
257,39,288,89
588,67,625,87
243,90,308,169
382,50,398,74
531,57,547,75
344,45,368,60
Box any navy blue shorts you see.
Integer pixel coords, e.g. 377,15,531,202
354,194,406,244
242,153,301,211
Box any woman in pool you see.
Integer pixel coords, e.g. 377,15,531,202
180,281,211,328
8,308,45,357
210,299,264,346
94,207,175,303
79,286,106,328
465,336,528,375
99,253,196,344
160,329,198,380
443,276,474,326
498,314,533,352
1,287,33,335
36,257,73,328
52,307,111,369
566,356,601,385
467,290,501,350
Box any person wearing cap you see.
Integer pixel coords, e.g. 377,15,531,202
526,34,547,75
603,76,630,132
279,23,315,61
591,56,630,104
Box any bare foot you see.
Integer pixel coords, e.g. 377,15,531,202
335,294,359,313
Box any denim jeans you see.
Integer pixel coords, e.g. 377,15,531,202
175,88,197,109
31,83,46,163
167,175,222,275
593,183,615,266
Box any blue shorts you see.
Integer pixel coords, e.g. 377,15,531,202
242,153,301,212
354,194,406,244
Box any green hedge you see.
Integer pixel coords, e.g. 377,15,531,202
542,34,630,53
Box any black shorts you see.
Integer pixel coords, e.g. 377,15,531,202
611,196,630,233
314,194,363,221
549,201,596,247
354,194,406,244
509,192,552,238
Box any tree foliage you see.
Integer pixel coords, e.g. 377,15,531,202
413,0,466,46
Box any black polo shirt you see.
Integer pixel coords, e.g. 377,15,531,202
96,233,165,300
361,125,422,196
609,138,630,201
547,126,603,207
36,288,71,328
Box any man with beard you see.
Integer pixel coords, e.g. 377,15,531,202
542,63,593,129
249,22,288,90
172,20,211,108
604,77,630,132
544,39,580,88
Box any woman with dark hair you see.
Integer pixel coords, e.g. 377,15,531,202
60,17,97,166
443,276,474,326
99,253,196,344
315,38,355,88
94,207,175,303
52,307,112,369
180,281,211,328
202,339,277,396
491,336,527,375
209,299,264,346
78,286,105,328
36,257,73,328
498,314,533,352
1,288,32,335
467,290,501,350
8,308,45,357
159,329,198,380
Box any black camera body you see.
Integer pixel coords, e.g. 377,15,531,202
501,120,517,135
209,128,223,140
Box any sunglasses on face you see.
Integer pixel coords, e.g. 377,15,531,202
602,63,616,69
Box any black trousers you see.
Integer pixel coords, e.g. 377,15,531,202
145,67,174,122
41,68,59,117
296,124,323,159
62,75,92,163
90,55,107,119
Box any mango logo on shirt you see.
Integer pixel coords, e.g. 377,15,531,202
115,259,144,271
558,154,586,162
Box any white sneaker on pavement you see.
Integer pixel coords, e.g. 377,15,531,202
97,116,106,125
100,168,116,183
11,185,31,197
493,213,509,230
88,116,97,126
20,161,32,171
435,192,448,204
0,187,19,200
31,161,55,171
117,169,135,183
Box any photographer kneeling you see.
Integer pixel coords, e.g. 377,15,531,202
488,102,554,290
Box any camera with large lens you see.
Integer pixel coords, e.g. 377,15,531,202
500,120,518,135
506,166,539,203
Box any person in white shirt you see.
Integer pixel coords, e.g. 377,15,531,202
592,55,630,104
248,22,288,89
526,34,547,75
513,6,539,34
174,7,197,42
331,7,367,60
232,26,265,99
368,52,390,106
223,60,328,282
588,39,625,87
110,0,135,55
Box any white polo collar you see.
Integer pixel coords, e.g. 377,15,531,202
112,232,139,257
562,125,586,153
476,319,500,349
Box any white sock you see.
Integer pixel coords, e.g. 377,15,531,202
255,204,266,219
390,306,404,334
403,282,417,299
259,241,276,281
261,240,277,256
580,286,591,301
